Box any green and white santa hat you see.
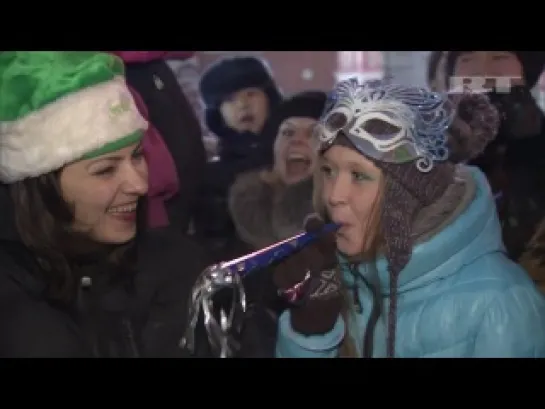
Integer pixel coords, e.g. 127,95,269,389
0,51,148,183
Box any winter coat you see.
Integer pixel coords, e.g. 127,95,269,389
276,167,545,358
519,218,545,293
474,112,545,261
165,54,216,156
192,129,278,262
124,59,207,234
0,185,210,358
228,170,314,251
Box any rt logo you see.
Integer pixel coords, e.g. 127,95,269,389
448,76,521,94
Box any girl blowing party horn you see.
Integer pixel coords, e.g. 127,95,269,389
182,78,545,359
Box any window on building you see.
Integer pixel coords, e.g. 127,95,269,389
336,51,384,82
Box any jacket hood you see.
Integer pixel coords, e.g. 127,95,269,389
341,165,504,294
128,86,179,229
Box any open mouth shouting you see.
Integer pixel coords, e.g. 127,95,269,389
284,151,313,183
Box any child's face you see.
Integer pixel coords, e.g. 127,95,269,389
219,87,270,134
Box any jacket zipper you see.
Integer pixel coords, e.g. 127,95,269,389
348,264,381,358
122,318,140,358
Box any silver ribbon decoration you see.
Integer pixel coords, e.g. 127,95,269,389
180,222,339,358
180,263,247,358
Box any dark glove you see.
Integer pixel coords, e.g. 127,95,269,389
272,214,343,336
447,92,500,164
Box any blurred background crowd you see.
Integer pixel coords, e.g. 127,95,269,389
174,51,545,159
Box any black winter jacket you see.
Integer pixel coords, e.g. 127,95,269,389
0,186,209,358
125,60,207,235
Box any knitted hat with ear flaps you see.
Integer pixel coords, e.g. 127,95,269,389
318,79,499,357
0,51,148,183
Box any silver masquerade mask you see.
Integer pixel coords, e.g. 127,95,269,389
317,78,456,173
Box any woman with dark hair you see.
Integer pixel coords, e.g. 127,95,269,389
0,52,208,357
270,79,545,358
229,90,327,253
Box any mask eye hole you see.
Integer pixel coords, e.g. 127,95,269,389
325,112,348,132
362,118,402,135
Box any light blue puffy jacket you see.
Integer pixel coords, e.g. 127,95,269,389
276,167,545,358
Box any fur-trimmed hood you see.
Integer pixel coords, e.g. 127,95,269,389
228,171,314,250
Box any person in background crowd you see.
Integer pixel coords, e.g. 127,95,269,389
229,91,327,253
221,91,327,347
123,79,179,231
113,51,207,235
194,56,283,262
520,219,545,293
271,79,545,358
166,53,219,161
446,51,545,263
426,51,448,92
0,52,208,357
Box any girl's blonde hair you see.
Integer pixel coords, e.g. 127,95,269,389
312,154,385,357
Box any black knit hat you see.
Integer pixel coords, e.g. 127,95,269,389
199,56,282,109
261,90,327,143
446,51,545,89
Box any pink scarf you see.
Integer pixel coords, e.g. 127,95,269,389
129,86,179,228
112,51,194,64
